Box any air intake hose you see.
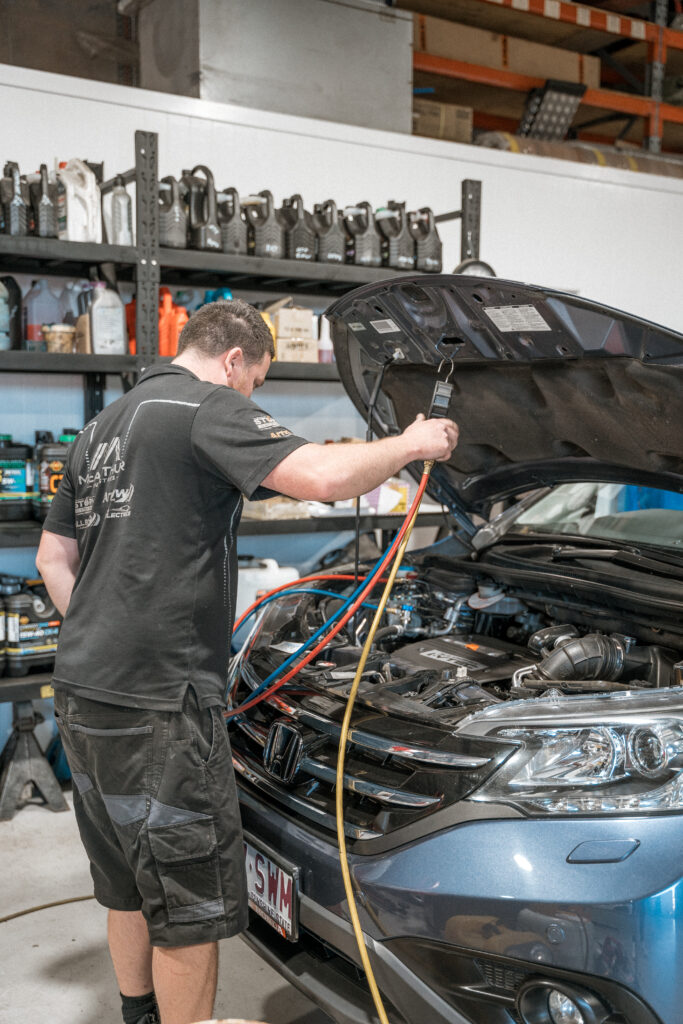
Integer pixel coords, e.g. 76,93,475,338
532,634,627,682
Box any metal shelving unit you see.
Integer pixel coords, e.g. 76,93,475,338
410,0,683,151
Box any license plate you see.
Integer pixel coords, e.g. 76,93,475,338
244,835,299,941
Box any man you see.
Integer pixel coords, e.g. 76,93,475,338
37,299,459,1024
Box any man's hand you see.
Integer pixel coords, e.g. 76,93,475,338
402,413,459,463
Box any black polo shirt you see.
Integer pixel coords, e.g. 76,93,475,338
44,364,307,710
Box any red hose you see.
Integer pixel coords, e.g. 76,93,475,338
226,471,430,718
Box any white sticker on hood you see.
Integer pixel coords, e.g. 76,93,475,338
370,318,400,334
484,304,552,333
349,322,366,332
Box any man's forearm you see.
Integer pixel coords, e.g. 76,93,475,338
311,435,417,502
43,570,77,618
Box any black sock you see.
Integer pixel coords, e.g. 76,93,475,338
120,991,158,1024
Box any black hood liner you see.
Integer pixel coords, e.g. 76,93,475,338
326,275,683,520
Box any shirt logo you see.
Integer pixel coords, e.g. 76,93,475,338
253,414,281,431
79,435,126,487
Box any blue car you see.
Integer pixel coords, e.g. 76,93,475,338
229,276,683,1024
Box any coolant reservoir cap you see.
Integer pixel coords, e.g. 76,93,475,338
468,585,505,609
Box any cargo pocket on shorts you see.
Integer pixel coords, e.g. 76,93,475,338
147,814,224,924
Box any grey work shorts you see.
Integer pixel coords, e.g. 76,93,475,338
53,687,248,947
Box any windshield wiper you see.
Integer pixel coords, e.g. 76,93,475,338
551,545,683,578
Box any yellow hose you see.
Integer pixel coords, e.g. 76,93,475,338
335,463,433,1024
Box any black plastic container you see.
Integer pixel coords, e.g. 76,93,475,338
313,199,346,264
281,194,316,261
344,202,382,267
218,187,248,256
0,161,30,237
158,176,188,249
376,201,416,270
4,580,61,677
0,575,23,678
29,165,58,239
410,207,443,272
0,276,22,349
33,430,77,522
245,191,285,259
181,165,221,251
0,435,34,521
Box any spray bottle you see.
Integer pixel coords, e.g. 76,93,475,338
110,175,134,246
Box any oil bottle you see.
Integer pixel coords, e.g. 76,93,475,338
313,199,346,264
0,162,30,237
110,175,134,246
409,207,443,272
181,165,221,251
0,277,21,349
28,165,58,239
5,578,62,678
376,201,416,270
245,191,285,259
344,202,382,267
280,194,316,261
217,187,247,256
33,430,78,522
23,279,61,350
158,176,187,249
0,436,34,521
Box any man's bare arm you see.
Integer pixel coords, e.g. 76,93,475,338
36,531,80,616
262,414,459,502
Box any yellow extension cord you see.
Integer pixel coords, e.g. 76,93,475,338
335,462,433,1024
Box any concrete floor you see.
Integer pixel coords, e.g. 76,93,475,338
0,790,332,1024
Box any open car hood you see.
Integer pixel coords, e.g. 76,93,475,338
326,275,683,528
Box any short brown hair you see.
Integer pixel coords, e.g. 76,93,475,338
177,299,275,363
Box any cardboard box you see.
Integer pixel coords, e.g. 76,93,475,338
275,306,314,340
413,99,473,143
414,14,600,89
74,312,92,354
276,337,319,363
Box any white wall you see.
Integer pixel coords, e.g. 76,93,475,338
2,64,683,328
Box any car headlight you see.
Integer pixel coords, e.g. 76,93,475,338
457,687,683,815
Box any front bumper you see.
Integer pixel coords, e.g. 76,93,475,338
238,787,683,1023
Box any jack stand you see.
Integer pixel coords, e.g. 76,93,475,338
0,701,68,820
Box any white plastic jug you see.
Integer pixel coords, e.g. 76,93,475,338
89,283,127,354
57,159,102,243
235,557,299,622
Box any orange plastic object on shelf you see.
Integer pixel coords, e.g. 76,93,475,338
125,289,189,357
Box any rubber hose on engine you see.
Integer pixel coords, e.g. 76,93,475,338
533,634,626,682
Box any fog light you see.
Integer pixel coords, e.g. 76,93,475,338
549,990,584,1024
517,978,610,1024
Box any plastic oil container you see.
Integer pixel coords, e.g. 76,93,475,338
245,191,285,259
313,200,346,264
376,201,416,271
33,430,77,522
235,557,299,623
0,161,30,237
5,579,62,677
158,176,187,249
23,278,61,350
181,165,221,251
281,194,316,261
158,290,188,357
0,436,34,521
29,165,58,238
108,175,134,246
0,277,21,349
344,202,382,267
218,187,247,256
0,280,10,351
410,207,442,272
90,283,127,354
0,575,23,678
56,159,102,243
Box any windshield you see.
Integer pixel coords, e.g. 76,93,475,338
510,482,683,550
